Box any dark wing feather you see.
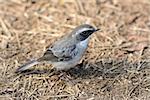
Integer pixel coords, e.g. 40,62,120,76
38,44,77,62
37,49,59,62
38,36,78,62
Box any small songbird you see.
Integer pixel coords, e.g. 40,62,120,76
16,24,99,72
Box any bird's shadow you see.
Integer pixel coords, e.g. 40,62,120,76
67,59,149,79
15,59,141,79
67,60,126,79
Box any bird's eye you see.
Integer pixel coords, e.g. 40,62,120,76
80,31,87,36
80,30,94,36
76,29,96,41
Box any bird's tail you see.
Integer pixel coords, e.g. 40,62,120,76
16,60,39,73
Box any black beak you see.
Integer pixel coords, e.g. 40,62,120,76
95,28,100,32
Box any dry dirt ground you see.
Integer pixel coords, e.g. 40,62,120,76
0,0,150,100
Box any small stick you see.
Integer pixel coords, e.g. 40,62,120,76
0,18,12,37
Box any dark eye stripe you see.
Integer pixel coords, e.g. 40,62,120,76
77,30,94,41
80,30,94,36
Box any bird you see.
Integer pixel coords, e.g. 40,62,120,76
16,24,99,73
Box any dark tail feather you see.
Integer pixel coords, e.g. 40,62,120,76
16,60,39,73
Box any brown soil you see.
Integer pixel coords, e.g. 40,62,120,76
0,0,150,100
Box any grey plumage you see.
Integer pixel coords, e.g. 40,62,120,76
16,24,99,72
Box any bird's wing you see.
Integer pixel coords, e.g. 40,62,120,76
52,43,78,60
37,49,59,62
38,44,78,62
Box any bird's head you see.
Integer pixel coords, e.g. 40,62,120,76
72,24,100,41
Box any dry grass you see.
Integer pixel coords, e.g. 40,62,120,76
0,0,150,99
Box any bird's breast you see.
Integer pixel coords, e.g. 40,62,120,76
78,38,89,49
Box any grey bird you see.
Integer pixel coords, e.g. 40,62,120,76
16,24,99,72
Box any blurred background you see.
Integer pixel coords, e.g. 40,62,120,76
0,0,150,99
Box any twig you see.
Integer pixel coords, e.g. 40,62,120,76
27,88,38,98
130,27,150,33
34,12,53,22
0,18,12,37
45,94,74,98
75,0,86,15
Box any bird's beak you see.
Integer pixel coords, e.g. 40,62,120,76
95,28,100,32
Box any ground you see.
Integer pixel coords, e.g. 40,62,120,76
0,0,150,100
